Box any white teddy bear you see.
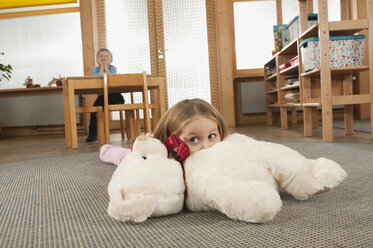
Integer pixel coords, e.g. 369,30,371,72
107,133,347,224
184,133,347,223
107,136,185,222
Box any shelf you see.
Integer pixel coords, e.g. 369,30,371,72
265,73,277,80
332,94,372,105
284,103,301,107
280,83,300,90
301,65,369,77
300,92,372,108
279,64,299,75
302,102,321,107
299,24,318,40
299,20,369,41
268,104,281,107
279,38,298,55
269,102,320,107
266,89,278,94
329,19,369,35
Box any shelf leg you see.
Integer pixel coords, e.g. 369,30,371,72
312,107,319,128
321,110,333,142
318,0,333,142
303,107,313,136
344,105,354,135
367,0,373,140
266,107,273,125
280,107,288,130
291,107,297,124
343,72,354,135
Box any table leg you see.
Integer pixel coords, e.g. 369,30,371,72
63,80,72,148
68,80,79,149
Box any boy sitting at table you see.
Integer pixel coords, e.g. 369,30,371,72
86,48,125,142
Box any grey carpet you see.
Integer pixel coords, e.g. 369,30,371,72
1,142,373,247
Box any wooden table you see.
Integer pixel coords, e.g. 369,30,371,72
63,75,165,149
0,86,62,98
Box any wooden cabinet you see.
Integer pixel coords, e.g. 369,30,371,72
264,0,373,141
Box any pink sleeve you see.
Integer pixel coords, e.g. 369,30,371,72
100,144,130,166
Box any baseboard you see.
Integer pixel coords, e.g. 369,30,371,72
0,125,85,137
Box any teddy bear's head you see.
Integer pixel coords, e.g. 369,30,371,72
107,135,185,222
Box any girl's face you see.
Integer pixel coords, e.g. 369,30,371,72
179,115,221,155
97,51,112,65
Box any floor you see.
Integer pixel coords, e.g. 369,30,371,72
0,123,372,164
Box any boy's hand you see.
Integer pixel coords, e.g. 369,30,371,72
103,63,109,73
98,62,109,74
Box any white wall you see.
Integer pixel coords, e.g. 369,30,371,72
0,11,84,127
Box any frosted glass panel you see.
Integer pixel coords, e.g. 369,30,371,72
105,0,151,74
0,13,83,89
234,1,276,69
282,0,300,24
163,0,211,107
105,0,151,120
314,0,341,21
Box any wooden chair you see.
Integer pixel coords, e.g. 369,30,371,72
63,77,105,149
117,92,142,140
102,72,152,143
75,106,105,144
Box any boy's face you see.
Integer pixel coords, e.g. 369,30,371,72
179,115,221,155
97,51,113,65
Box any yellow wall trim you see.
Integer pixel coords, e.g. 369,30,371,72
0,0,77,10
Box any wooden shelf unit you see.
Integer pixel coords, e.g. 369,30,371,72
264,31,300,129
299,0,373,141
264,56,279,126
264,0,373,141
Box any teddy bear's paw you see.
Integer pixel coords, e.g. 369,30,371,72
286,158,347,200
312,157,347,190
151,194,185,217
107,194,157,222
209,180,282,223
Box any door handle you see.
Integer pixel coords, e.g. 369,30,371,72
157,49,168,53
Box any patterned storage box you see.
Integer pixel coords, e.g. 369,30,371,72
273,24,286,52
283,14,318,48
300,35,366,72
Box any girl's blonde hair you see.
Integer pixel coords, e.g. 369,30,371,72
153,98,227,143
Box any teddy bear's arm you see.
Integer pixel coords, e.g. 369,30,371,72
187,172,282,223
255,141,347,200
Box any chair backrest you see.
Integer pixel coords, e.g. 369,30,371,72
102,72,151,142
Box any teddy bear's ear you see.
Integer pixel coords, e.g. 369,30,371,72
132,136,168,158
135,135,148,141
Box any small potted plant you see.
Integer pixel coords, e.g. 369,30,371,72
0,52,13,83
0,51,12,132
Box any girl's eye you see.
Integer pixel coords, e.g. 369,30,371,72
208,134,216,139
190,137,199,143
